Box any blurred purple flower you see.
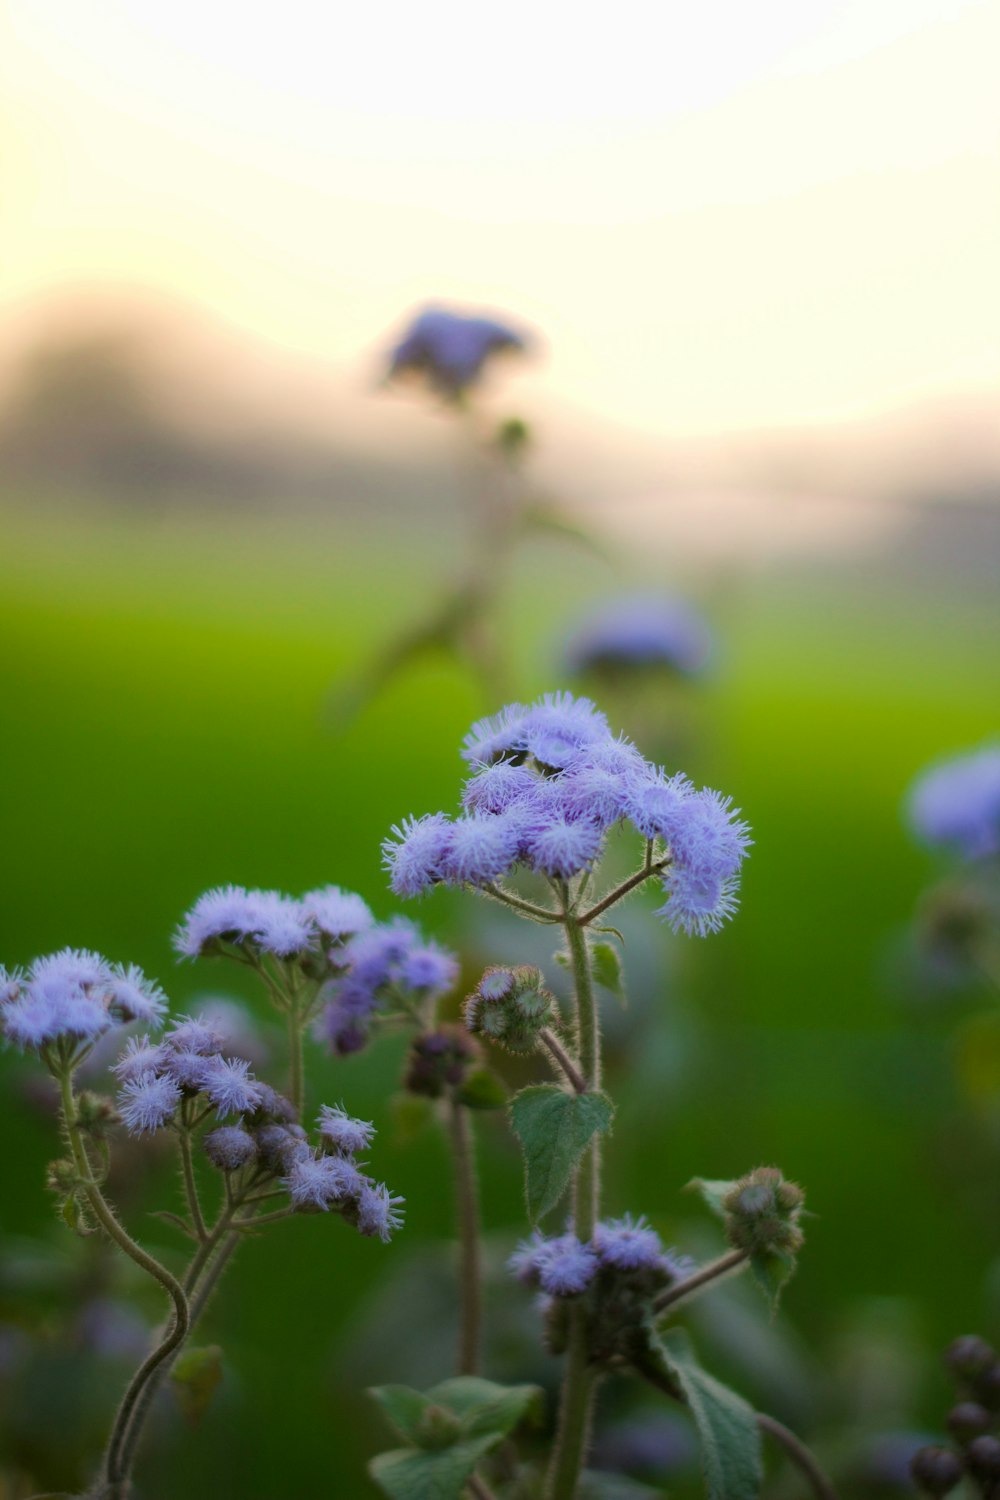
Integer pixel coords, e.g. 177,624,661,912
386,306,528,398
564,594,712,677
907,744,1000,860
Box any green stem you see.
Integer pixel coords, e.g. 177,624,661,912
54,1069,190,1498
177,1117,208,1243
756,1413,841,1500
545,916,602,1500
651,1248,748,1315
288,995,305,1118
480,882,560,924
539,1028,587,1094
577,854,668,927
449,1098,483,1376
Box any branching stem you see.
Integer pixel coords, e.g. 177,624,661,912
757,1412,841,1500
539,1028,587,1094
652,1248,748,1315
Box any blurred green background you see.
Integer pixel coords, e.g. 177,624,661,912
2,483,999,1497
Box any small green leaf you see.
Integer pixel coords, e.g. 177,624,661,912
509,1085,614,1222
591,941,625,1002
456,1068,508,1111
369,1436,497,1500
553,950,570,970
658,1330,762,1500
427,1377,544,1438
748,1250,797,1316
170,1345,223,1427
687,1177,735,1221
369,1385,434,1444
592,924,626,946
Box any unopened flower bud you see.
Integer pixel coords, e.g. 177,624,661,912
464,965,556,1054
75,1091,121,1138
946,1336,996,1380
721,1166,805,1257
404,1027,478,1099
947,1402,992,1443
967,1434,1000,1479
910,1445,964,1494
46,1158,79,1195
414,1403,462,1450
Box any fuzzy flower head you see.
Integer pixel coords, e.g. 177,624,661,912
203,1125,258,1172
317,1103,376,1157
385,690,752,936
592,1214,665,1272
354,1180,406,1242
118,1072,182,1135
174,886,316,961
319,918,458,1057
510,1231,599,1297
386,305,528,399
907,744,1000,861
564,594,712,678
1,950,167,1055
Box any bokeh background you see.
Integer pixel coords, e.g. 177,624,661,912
2,1,1000,1495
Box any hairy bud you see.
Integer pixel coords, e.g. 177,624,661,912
404,1027,478,1099
464,965,556,1054
75,1090,121,1138
720,1166,805,1257
910,1445,965,1495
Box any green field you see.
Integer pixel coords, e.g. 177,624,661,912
2,496,999,1497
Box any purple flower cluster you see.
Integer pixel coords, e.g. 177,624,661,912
387,306,527,398
174,884,374,961
563,595,712,678
114,1013,268,1134
510,1215,679,1297
282,1106,404,1242
318,917,458,1056
383,692,751,936
0,950,167,1054
907,744,1000,861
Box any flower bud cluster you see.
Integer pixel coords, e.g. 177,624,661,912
464,966,556,1053
114,1014,269,1135
319,917,458,1057
403,1027,478,1099
281,1105,403,1242
510,1216,692,1365
719,1168,805,1259
0,951,166,1057
383,691,750,937
911,1336,1000,1497
174,884,374,963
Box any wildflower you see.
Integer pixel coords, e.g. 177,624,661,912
113,1036,166,1083
593,1214,664,1272
255,1122,309,1172
440,814,523,885
118,1072,181,1135
564,595,712,677
524,815,604,879
203,1125,258,1171
465,966,556,1053
382,813,455,898
105,966,168,1026
386,306,527,398
461,761,537,814
284,1153,363,1210
404,1027,477,1098
300,886,373,941
318,918,457,1056
907,745,1000,861
317,1103,375,1156
198,1055,264,1117
509,1231,599,1296
1,950,167,1053
355,1180,405,1242
174,886,313,960
162,1014,224,1056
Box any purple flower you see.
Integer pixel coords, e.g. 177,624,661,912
557,764,636,830
317,1103,375,1156
387,306,527,398
439,814,522,885
399,941,458,994
519,692,612,771
1,950,168,1053
462,703,531,767
118,1072,181,1135
318,917,457,1057
158,1049,213,1092
198,1055,264,1117
255,1122,309,1172
666,788,751,885
626,769,695,842
564,595,712,677
509,1231,599,1296
300,886,373,940
524,815,604,879
356,1180,405,1242
162,1014,224,1056
174,886,313,960
203,1125,258,1171
383,814,455,898
461,761,537,814
284,1152,364,1210
113,1036,166,1083
907,745,1000,860
593,1215,664,1271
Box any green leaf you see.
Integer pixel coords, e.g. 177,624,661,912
553,950,570,970
749,1250,797,1316
509,1085,614,1222
369,1385,434,1444
170,1345,223,1427
427,1377,544,1438
369,1436,498,1500
591,941,625,1002
687,1177,735,1221
455,1068,508,1111
659,1330,762,1500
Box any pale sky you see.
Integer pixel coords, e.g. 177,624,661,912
2,0,999,440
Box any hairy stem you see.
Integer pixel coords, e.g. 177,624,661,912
54,1070,191,1497
757,1413,841,1500
539,1028,587,1094
449,1098,484,1376
177,1117,208,1243
652,1248,748,1315
577,856,668,927
545,916,602,1500
466,1472,501,1500
480,882,560,924
287,997,305,1118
